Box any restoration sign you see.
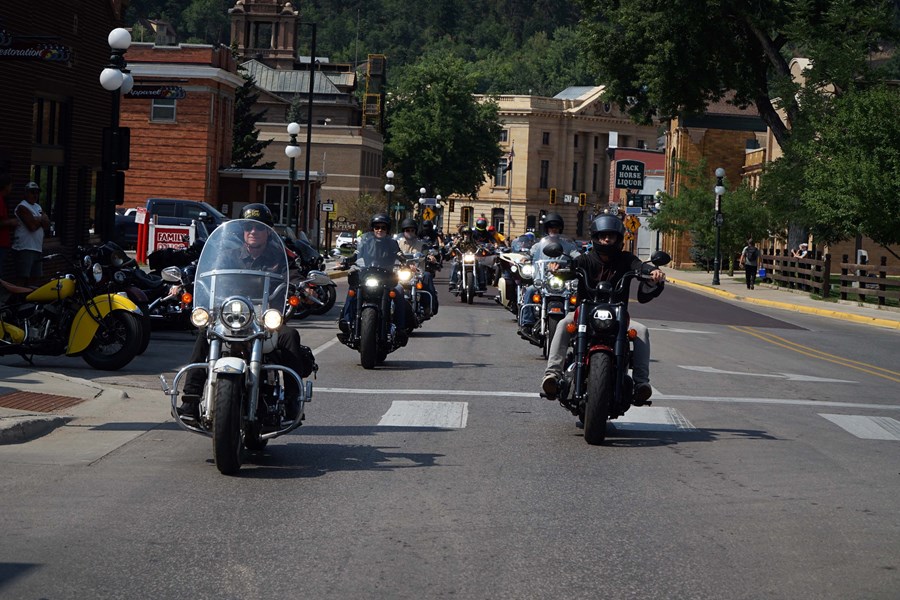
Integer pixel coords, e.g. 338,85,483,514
615,160,645,189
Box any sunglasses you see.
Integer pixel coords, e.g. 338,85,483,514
243,223,268,232
404,228,416,233
373,225,388,231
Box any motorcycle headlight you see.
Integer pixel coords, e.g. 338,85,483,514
521,264,534,278
92,263,103,282
463,253,476,264
190,307,210,328
364,277,381,289
398,269,413,283
82,255,92,269
566,279,579,292
590,308,617,333
548,276,565,291
222,298,252,330
262,308,283,331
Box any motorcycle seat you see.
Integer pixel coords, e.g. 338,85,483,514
133,269,166,289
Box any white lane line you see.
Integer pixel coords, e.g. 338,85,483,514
651,327,718,334
378,401,469,429
611,406,696,432
312,338,340,355
313,387,900,411
679,365,856,383
819,414,900,440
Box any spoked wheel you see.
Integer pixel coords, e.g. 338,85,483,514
213,374,244,475
309,285,337,315
359,308,378,369
81,311,143,370
583,353,613,445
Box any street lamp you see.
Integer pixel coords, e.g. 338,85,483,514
434,194,442,230
712,167,726,285
285,122,302,230
653,189,663,252
384,170,395,215
418,187,427,220
98,27,133,242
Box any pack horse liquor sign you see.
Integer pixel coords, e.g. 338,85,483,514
615,160,645,190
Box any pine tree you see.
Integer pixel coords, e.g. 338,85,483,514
231,71,275,169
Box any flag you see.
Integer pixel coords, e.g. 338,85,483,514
503,143,514,173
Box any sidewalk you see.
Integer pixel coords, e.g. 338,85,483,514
667,267,900,330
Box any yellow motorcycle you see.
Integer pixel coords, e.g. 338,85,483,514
0,251,144,370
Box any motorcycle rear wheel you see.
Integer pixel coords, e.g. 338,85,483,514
81,311,143,371
213,374,244,475
359,308,378,369
136,302,152,355
583,352,613,445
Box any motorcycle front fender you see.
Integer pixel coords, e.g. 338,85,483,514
68,295,142,355
213,356,249,376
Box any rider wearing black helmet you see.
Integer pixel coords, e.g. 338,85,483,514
177,204,316,422
540,213,665,406
396,217,439,316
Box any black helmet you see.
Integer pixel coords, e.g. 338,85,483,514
422,220,434,230
475,217,488,230
370,213,391,229
589,215,626,255
542,212,564,233
240,203,274,226
400,217,418,231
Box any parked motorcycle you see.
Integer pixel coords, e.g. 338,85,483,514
337,233,409,369
160,220,312,475
544,243,670,445
0,251,145,370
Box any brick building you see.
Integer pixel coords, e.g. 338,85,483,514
0,1,125,277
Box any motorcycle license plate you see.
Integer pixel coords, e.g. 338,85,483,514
578,324,587,332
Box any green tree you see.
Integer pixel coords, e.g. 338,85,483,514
650,160,769,272
577,0,897,149
384,53,504,203
231,72,275,169
798,84,900,257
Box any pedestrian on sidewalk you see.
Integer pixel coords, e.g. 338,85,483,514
739,238,759,290
791,243,809,259
12,181,51,287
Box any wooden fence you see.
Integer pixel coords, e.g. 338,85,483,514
758,251,832,297
838,255,900,306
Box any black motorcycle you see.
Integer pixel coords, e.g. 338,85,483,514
543,243,670,445
337,233,409,369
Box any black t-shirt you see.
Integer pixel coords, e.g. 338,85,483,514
571,249,662,303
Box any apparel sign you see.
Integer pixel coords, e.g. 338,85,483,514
0,29,73,63
615,160,645,190
125,86,187,100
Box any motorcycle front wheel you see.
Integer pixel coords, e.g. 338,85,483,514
359,307,378,369
213,374,244,475
81,311,143,371
583,352,613,445
465,272,475,304
309,284,337,315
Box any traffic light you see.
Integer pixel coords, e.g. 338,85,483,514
578,193,586,207
549,188,557,205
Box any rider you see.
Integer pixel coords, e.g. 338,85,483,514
448,223,491,291
177,203,316,421
518,213,581,337
338,213,411,343
396,217,439,316
540,214,666,406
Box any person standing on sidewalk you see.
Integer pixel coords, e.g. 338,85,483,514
739,239,759,290
12,181,50,287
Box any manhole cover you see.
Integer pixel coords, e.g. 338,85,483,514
0,391,86,413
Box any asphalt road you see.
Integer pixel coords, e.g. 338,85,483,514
1,275,898,599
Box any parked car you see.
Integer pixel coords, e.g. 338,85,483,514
334,232,356,249
114,198,228,250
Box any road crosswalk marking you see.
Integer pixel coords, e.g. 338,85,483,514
819,414,900,440
378,401,469,429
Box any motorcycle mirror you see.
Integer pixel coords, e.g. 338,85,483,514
542,242,564,258
161,266,183,283
650,251,671,267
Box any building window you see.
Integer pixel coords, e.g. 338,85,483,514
574,134,579,148
592,163,598,192
637,139,647,149
571,162,578,191
31,96,69,238
33,97,65,146
495,159,509,187
542,132,550,145
499,130,508,143
491,208,505,234
461,206,472,226
594,136,598,150
264,184,289,226
151,98,177,122
540,160,549,189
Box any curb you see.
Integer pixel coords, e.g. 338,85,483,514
0,413,72,445
668,277,900,330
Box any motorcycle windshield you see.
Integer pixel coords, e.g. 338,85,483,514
355,232,401,269
510,236,534,252
193,220,289,315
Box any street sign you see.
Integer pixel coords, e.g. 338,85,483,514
422,207,436,221
624,215,641,232
322,202,334,212
615,160,645,189
422,197,438,207
625,206,642,215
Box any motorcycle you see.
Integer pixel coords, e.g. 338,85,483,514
280,228,336,317
520,257,578,358
543,242,670,445
0,251,145,370
337,233,409,369
494,235,536,315
397,253,434,328
160,220,312,475
450,243,492,304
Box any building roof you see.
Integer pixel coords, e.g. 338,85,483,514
240,59,352,95
553,86,598,101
